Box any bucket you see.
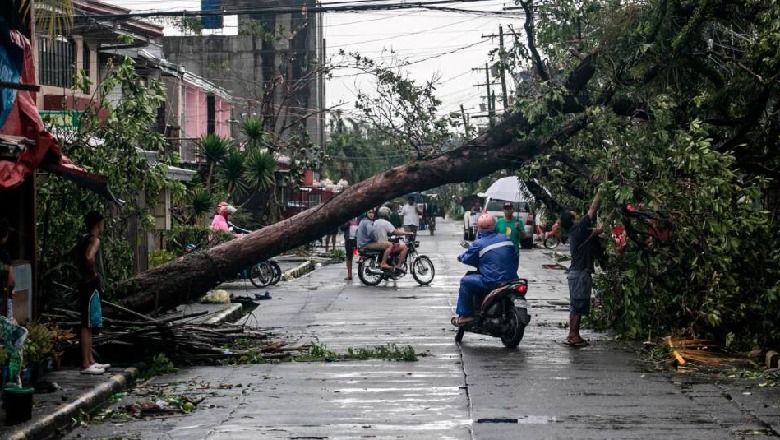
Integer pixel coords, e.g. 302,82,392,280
3,386,34,425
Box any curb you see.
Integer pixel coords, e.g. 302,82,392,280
8,366,140,440
281,260,316,281
204,303,244,325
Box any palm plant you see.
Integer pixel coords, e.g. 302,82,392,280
245,150,276,191
18,0,73,38
219,148,246,197
198,134,231,192
240,118,266,150
190,187,214,218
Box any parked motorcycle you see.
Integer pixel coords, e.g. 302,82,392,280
455,274,531,348
358,237,435,286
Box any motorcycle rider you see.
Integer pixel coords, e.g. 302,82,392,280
452,213,519,327
369,206,413,272
356,208,376,253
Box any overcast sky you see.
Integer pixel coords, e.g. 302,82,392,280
105,0,522,125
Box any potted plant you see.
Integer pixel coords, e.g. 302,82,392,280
22,322,54,385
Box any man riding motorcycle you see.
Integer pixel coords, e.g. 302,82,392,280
369,206,413,272
452,213,519,327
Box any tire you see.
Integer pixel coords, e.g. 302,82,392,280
464,230,468,240
411,256,435,285
268,260,282,285
249,262,272,288
500,307,525,348
358,255,383,286
543,235,560,249
455,327,465,343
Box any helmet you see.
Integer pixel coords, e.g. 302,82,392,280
217,202,237,217
477,213,496,231
377,206,392,218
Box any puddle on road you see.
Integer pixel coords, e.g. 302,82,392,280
477,415,558,424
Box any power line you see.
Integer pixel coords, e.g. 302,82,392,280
76,0,522,20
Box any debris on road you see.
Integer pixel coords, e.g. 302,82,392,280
664,337,752,368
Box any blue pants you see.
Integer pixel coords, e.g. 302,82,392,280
456,274,496,317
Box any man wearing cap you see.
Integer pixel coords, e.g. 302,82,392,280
495,201,527,255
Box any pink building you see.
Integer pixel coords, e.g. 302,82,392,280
137,51,234,163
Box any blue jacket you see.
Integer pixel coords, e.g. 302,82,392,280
458,230,519,284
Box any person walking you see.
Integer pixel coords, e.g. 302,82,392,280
400,196,421,239
342,217,359,280
72,211,110,374
560,190,602,347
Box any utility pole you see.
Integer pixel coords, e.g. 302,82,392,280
460,103,470,136
482,26,521,110
498,25,509,110
472,64,495,127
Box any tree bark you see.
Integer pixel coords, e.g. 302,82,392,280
117,115,588,314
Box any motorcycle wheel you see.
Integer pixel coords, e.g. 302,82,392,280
269,260,282,285
543,235,560,249
455,326,465,343
411,256,435,285
249,262,272,288
500,307,525,348
358,255,384,286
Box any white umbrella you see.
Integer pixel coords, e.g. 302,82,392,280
483,176,526,202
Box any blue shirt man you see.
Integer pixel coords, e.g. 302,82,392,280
452,214,519,326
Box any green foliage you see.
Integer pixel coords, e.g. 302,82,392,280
245,150,276,191
148,249,177,268
295,342,418,362
22,322,54,367
38,55,170,297
512,1,780,347
328,248,346,261
139,353,178,381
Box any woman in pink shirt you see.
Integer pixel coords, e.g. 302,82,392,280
210,202,237,240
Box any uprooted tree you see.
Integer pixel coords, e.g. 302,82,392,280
119,1,780,349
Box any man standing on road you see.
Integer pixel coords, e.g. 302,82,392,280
452,214,519,327
72,211,110,375
495,202,528,255
342,217,359,281
400,196,421,239
560,190,602,347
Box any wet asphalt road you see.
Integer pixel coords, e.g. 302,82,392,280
66,220,780,439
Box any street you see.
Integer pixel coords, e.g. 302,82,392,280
66,220,779,440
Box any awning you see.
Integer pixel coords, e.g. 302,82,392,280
40,162,122,205
1,29,118,203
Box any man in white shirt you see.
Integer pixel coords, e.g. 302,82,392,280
368,206,413,272
400,196,422,239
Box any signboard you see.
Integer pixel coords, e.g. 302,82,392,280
39,110,81,128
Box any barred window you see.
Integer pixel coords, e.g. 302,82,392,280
39,37,75,88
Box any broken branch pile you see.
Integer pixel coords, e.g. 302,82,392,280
42,301,301,365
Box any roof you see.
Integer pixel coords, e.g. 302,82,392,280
137,50,233,100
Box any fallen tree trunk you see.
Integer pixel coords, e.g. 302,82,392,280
118,116,587,314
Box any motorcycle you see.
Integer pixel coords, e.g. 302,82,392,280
454,274,531,348
358,237,435,286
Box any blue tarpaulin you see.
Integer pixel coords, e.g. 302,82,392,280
201,0,224,30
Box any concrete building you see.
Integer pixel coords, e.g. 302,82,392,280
162,0,326,148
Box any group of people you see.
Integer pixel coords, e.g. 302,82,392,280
342,196,424,280
453,191,602,347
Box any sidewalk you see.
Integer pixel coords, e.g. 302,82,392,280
0,254,323,440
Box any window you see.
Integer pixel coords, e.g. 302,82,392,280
82,43,91,78
38,37,75,88
206,94,215,135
